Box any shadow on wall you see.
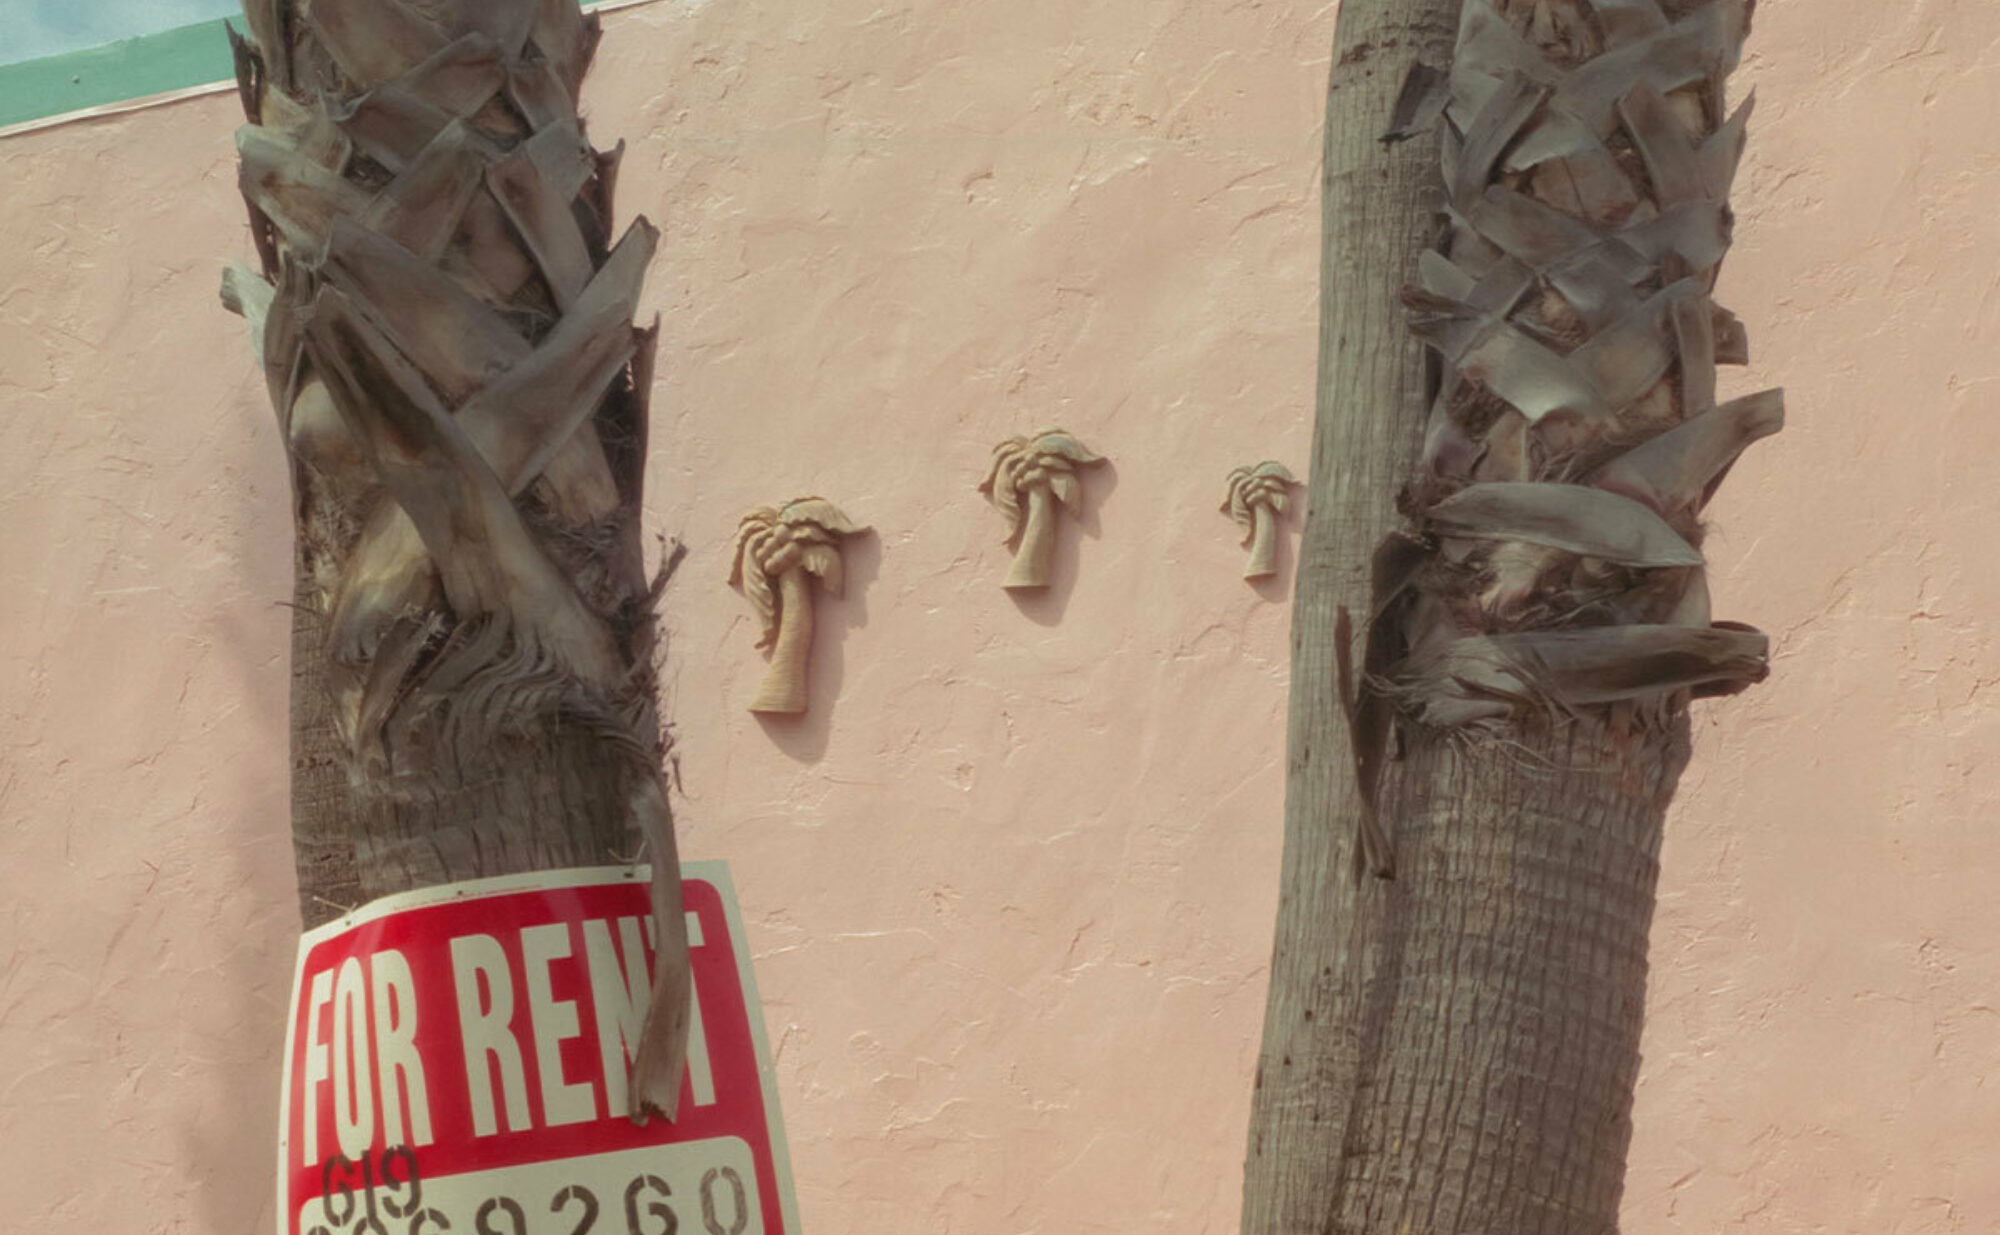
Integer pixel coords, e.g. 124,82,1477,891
182,405,296,1235
1008,459,1120,628
755,527,881,763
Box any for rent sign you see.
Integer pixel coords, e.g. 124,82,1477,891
277,863,799,1235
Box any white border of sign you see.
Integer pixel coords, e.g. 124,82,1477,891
273,860,803,1235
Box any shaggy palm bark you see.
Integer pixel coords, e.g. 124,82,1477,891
1244,0,1778,1230
221,0,689,1120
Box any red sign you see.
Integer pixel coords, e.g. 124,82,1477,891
277,863,799,1235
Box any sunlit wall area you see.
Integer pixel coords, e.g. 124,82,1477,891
0,2,1989,1232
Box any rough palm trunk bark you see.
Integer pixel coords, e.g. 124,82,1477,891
1327,727,1690,1229
1245,0,1776,1229
223,0,689,1119
1240,0,1460,1227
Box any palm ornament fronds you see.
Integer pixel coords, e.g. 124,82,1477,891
729,498,867,714
217,0,690,1120
978,428,1105,589
1222,461,1297,580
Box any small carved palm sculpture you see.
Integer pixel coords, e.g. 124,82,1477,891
1222,461,1297,580
729,498,867,714
979,428,1105,589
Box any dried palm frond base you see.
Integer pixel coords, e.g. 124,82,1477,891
1373,0,1780,756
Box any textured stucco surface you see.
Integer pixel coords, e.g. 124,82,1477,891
1623,3,2000,1229
0,1,1991,1232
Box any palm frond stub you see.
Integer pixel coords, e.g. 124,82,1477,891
1375,0,1781,735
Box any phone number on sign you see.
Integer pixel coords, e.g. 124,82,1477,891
297,1139,763,1235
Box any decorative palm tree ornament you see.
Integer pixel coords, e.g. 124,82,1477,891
729,498,867,714
1222,461,1297,580
978,428,1105,589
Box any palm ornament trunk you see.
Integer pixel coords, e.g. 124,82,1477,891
219,0,690,1120
729,498,868,715
1246,0,1781,1229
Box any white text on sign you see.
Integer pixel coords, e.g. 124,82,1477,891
297,912,716,1164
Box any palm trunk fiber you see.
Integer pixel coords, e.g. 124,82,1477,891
1244,0,1775,1229
224,0,690,1118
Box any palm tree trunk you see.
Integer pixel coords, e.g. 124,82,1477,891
1244,0,1774,1228
225,0,689,1117
1240,4,1458,1226
1315,727,1690,1229
748,570,813,714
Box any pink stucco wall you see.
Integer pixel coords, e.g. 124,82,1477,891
0,1,1990,1231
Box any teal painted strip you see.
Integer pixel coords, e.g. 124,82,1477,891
0,20,239,131
0,1,640,135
